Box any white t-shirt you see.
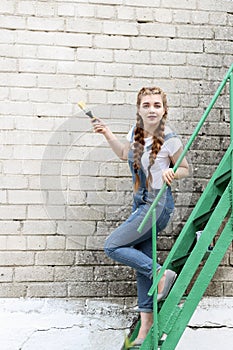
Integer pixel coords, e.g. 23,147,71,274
127,125,182,189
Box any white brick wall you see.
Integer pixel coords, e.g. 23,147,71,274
0,0,232,299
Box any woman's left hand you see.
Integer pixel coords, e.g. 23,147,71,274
162,168,175,186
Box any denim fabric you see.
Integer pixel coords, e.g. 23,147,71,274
104,187,174,312
104,132,176,312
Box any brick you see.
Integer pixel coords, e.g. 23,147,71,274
161,0,196,9
68,282,108,297
177,25,213,39
6,236,27,250
14,266,54,282
96,62,132,77
65,236,86,250
0,29,15,43
0,0,14,14
17,1,36,15
204,40,233,54
94,35,130,49
0,14,26,29
8,190,44,204
0,283,27,297
78,75,114,90
19,59,56,73
0,221,21,235
22,221,56,235
215,26,233,41
86,191,126,205
0,57,17,71
169,38,204,53
38,74,76,89
57,61,95,75
67,205,105,221
27,236,46,250
151,51,186,68
1,175,28,190
68,176,105,191
135,7,154,22
0,205,26,220
35,251,75,266
191,11,210,24
170,66,207,80
197,0,233,11
114,50,150,64
54,266,93,281
35,2,56,17
96,5,115,19
0,252,34,266
54,33,92,47
86,236,106,250
224,282,233,296
125,0,159,6
173,10,192,23
66,19,102,34
139,23,176,37
27,17,64,31
108,281,137,297
57,3,75,16
134,64,169,78
186,53,223,67
94,266,135,281
0,267,13,282
27,282,67,297
153,8,173,22
0,73,36,87
46,236,66,250
209,12,228,25
75,250,112,265
57,220,95,236
77,48,113,62
117,6,135,20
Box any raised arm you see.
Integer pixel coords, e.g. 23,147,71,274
92,118,130,160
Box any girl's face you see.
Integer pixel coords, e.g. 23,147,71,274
138,94,165,132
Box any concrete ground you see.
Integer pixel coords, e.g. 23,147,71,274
0,297,232,350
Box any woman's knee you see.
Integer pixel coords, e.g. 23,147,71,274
104,238,114,258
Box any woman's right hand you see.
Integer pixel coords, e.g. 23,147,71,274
92,117,108,135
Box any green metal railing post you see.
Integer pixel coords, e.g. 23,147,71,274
152,208,158,350
137,63,233,298
230,70,233,143
230,70,233,226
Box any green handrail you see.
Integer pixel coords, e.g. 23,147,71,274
137,63,233,301
140,63,233,350
138,63,233,235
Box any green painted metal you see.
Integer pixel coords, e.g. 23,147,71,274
138,64,233,237
127,64,233,350
152,209,158,350
230,71,233,226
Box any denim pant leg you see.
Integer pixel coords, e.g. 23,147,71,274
104,188,174,311
135,238,156,313
104,203,160,279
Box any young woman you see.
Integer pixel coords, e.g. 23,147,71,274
92,87,189,346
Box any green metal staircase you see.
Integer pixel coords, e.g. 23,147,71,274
123,63,233,350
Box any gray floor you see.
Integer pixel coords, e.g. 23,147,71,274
0,298,232,350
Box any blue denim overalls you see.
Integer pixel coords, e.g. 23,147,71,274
104,129,178,312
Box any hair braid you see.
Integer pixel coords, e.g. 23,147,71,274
146,117,165,189
133,112,145,192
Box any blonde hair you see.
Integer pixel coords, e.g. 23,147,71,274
133,87,168,191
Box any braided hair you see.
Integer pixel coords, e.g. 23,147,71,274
133,87,168,191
